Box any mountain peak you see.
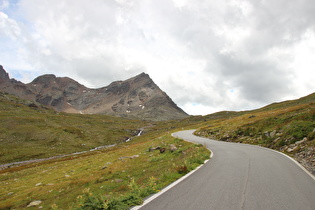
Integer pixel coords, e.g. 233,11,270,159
0,65,10,81
31,74,57,84
129,72,151,82
137,72,149,78
31,74,83,88
0,66,188,121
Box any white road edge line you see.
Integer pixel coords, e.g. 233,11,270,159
131,130,314,210
279,151,315,181
229,139,315,181
130,133,213,210
255,144,315,181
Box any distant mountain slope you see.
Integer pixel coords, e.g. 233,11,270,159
0,65,188,121
0,92,150,164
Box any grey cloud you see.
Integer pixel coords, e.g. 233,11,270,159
216,54,293,103
160,0,313,109
244,0,315,55
1,0,315,115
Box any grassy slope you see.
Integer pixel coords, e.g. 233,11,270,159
0,92,148,164
0,92,210,209
2,91,314,208
196,92,315,174
0,134,209,209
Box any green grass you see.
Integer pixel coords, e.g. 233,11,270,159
0,135,210,209
0,92,148,164
0,92,211,209
2,90,315,209
196,96,315,154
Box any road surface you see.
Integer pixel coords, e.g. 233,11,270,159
136,130,315,210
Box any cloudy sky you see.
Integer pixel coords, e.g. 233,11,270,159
1,0,315,115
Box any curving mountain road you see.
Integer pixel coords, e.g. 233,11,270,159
136,130,315,210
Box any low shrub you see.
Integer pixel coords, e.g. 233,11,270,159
283,121,314,142
175,165,188,174
76,177,158,209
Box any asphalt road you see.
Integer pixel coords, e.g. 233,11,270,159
136,130,315,210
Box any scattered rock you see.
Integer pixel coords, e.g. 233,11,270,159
221,134,231,141
35,183,42,186
115,179,123,183
248,115,256,118
287,146,298,153
295,137,307,145
28,103,38,108
273,137,281,143
287,148,294,152
170,144,178,152
118,155,139,160
159,148,166,153
270,130,277,138
293,146,315,175
264,131,270,138
149,146,161,152
27,200,42,207
276,132,283,137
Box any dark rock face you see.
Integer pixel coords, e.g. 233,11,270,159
0,65,10,81
0,65,189,121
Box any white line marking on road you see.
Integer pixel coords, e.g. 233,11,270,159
131,133,213,210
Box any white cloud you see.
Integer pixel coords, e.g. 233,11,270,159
0,11,20,38
290,30,315,95
1,0,315,115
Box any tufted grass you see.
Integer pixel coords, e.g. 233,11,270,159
0,134,210,209
0,92,148,164
196,93,315,154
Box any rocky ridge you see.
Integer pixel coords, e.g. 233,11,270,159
0,65,188,121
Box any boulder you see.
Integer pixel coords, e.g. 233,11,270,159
159,148,166,153
27,200,42,207
170,144,178,152
270,130,277,138
130,155,139,159
264,132,270,138
287,146,298,153
118,155,139,160
295,137,307,145
273,137,281,143
148,146,161,152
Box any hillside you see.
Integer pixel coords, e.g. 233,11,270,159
1,87,315,208
0,65,188,121
196,92,315,175
0,92,149,164
0,92,209,209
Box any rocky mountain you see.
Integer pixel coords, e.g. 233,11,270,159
0,65,188,121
